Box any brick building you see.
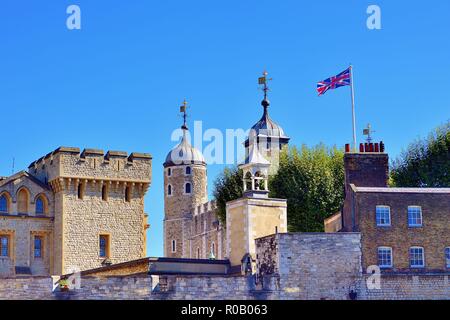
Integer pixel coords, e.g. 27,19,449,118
339,144,450,273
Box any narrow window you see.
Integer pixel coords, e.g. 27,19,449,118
125,186,131,202
445,247,450,268
17,189,29,213
410,247,425,268
185,182,191,194
211,242,215,255
167,184,172,196
102,185,108,201
171,240,176,253
34,236,43,258
167,168,172,176
197,247,200,259
99,235,110,258
0,195,8,213
378,247,393,268
36,197,45,215
376,206,391,226
0,236,9,257
185,166,191,175
408,206,423,227
77,183,83,200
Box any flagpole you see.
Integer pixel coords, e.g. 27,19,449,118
349,65,357,152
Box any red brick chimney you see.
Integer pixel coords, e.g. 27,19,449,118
344,142,389,190
341,142,389,231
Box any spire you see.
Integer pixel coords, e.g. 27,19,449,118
258,70,272,112
180,99,188,131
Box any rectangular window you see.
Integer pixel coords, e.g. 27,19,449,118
376,206,391,226
410,247,425,268
99,235,110,258
171,240,176,253
377,247,393,268
446,248,450,268
408,206,423,227
0,236,9,257
34,236,43,258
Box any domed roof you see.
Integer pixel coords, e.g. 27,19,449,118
164,131,205,167
249,99,289,139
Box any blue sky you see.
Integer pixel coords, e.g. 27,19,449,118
0,1,449,257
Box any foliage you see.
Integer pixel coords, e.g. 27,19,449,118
212,144,345,232
269,144,345,232
391,121,450,187
212,166,243,224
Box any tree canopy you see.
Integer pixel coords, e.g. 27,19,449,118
212,144,345,231
269,144,344,232
391,121,450,187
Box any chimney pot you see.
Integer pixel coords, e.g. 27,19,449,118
374,143,379,153
345,144,350,153
359,143,364,153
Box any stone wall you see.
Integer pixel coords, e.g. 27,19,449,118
0,277,53,300
256,233,363,300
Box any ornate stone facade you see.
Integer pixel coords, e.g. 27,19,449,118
0,147,152,277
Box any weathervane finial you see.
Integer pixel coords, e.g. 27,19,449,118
363,123,375,143
180,99,188,130
258,70,272,109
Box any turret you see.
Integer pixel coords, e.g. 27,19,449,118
163,101,207,258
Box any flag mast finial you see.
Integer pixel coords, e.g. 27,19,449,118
180,99,188,130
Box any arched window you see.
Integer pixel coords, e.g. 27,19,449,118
0,194,9,213
185,182,191,194
102,185,108,201
17,188,29,213
35,196,46,215
77,183,83,200
125,186,131,202
167,184,172,196
167,168,172,177
185,166,191,175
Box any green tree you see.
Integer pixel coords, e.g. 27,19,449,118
212,166,243,224
212,144,345,232
269,144,344,232
391,121,450,187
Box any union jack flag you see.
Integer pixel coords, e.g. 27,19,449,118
317,67,351,96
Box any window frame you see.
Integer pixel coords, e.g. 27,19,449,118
407,206,423,227
409,246,425,268
184,182,192,195
185,166,191,175
99,234,111,258
0,235,10,258
377,246,393,268
171,240,176,253
0,194,9,213
375,205,391,227
34,236,43,259
445,247,450,268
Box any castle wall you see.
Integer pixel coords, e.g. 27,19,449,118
256,233,363,300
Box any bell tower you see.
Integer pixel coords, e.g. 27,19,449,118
163,101,207,258
225,141,287,268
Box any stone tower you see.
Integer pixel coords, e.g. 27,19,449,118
244,71,290,176
163,102,207,258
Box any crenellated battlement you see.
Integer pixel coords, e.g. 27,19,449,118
194,200,217,216
27,147,152,190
